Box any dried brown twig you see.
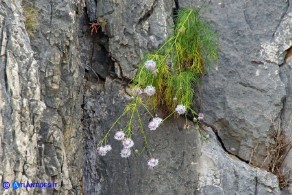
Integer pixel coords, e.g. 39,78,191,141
89,17,107,35
263,121,292,189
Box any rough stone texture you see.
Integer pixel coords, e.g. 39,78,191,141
1,0,292,194
1,0,84,194
83,79,200,195
83,80,281,195
277,3,292,194
197,128,281,195
84,0,290,194
86,0,174,79
0,0,45,194
30,0,84,194
193,0,289,165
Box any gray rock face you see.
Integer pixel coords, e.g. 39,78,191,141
1,0,291,194
30,0,84,193
83,79,281,195
0,0,45,194
86,0,174,79
194,0,289,165
85,0,291,194
197,128,281,195
1,0,84,194
83,80,200,195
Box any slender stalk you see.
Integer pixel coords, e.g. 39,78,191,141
97,107,129,146
136,109,151,156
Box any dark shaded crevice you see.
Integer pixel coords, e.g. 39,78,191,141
278,48,291,128
84,14,114,81
188,114,250,164
0,20,8,93
251,60,264,65
174,0,179,8
238,82,266,93
85,0,97,22
173,0,180,25
137,0,158,25
254,176,258,195
284,46,292,63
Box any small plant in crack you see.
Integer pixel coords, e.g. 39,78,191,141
261,121,292,189
23,4,39,36
96,8,218,169
89,17,107,35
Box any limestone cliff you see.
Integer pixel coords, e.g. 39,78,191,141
0,0,291,194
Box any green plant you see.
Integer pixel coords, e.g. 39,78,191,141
23,4,39,35
134,8,218,112
96,8,218,168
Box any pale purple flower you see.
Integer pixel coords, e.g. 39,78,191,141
147,158,159,169
121,148,131,158
97,146,108,156
175,104,186,115
104,145,112,152
145,60,156,71
144,85,156,96
198,113,204,120
122,138,134,149
148,117,163,131
114,130,125,141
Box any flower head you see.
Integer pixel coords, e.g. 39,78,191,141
175,105,186,115
104,145,112,152
145,60,156,71
97,145,111,156
198,113,204,120
122,138,134,149
144,85,156,96
121,148,131,158
114,130,125,141
147,158,159,169
148,117,163,131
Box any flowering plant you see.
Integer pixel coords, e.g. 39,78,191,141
96,8,218,169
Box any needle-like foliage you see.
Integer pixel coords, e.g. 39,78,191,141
134,8,218,112
96,8,218,161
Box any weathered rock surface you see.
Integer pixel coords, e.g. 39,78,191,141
1,0,291,194
194,0,290,166
83,0,291,194
83,79,281,195
0,0,44,194
1,0,84,194
197,128,281,195
30,0,84,193
83,80,200,195
86,0,174,79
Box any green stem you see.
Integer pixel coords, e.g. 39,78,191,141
162,110,176,122
97,106,130,147
188,107,198,116
141,102,154,117
127,105,136,137
136,109,151,156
